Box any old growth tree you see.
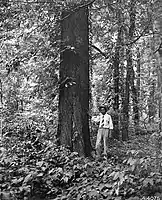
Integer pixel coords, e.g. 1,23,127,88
57,4,92,156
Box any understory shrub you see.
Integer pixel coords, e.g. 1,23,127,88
0,129,162,200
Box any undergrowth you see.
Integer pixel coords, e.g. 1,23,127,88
0,128,162,200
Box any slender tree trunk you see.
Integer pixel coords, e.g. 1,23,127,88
112,0,124,140
135,47,141,134
136,48,140,111
122,0,139,139
57,6,92,156
131,67,139,133
157,66,162,132
0,80,3,140
122,49,131,140
112,26,122,140
157,36,162,132
158,20,162,132
129,2,139,134
154,0,162,131
120,52,125,139
122,2,135,140
148,35,156,124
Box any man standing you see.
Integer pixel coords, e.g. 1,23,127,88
95,105,113,158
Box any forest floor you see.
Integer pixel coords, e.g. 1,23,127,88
0,132,162,200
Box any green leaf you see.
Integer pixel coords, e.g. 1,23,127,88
115,197,122,200
4,158,12,164
22,185,31,194
109,171,116,177
118,172,125,184
101,190,110,198
23,174,33,184
63,176,69,183
150,172,155,176
61,196,67,200
115,186,120,196
0,174,3,182
131,164,136,171
37,172,44,177
12,177,24,185
49,168,55,174
127,157,137,165
76,194,81,200
113,171,120,180
36,161,44,167
41,167,47,171
1,192,11,200
105,183,112,189
98,184,105,191
88,190,99,198
143,178,154,186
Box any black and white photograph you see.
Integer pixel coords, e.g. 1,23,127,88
0,0,162,199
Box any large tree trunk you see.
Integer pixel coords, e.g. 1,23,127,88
57,6,92,157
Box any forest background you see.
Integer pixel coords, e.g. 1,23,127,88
0,0,162,200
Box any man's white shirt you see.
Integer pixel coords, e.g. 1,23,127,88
92,113,113,129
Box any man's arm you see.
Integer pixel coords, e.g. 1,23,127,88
109,115,113,138
92,115,100,123
109,115,113,130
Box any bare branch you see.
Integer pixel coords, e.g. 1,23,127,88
125,19,151,46
153,41,162,54
91,45,109,59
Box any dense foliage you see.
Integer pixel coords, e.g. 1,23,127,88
0,130,162,199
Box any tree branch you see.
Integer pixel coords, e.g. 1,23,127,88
125,19,151,46
91,45,109,59
153,41,162,54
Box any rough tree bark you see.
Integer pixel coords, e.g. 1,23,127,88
112,26,122,140
136,47,140,116
129,2,140,135
122,49,131,140
57,6,92,157
148,36,156,124
0,79,2,140
154,2,162,131
122,0,139,139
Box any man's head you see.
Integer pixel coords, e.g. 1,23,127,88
99,105,107,115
